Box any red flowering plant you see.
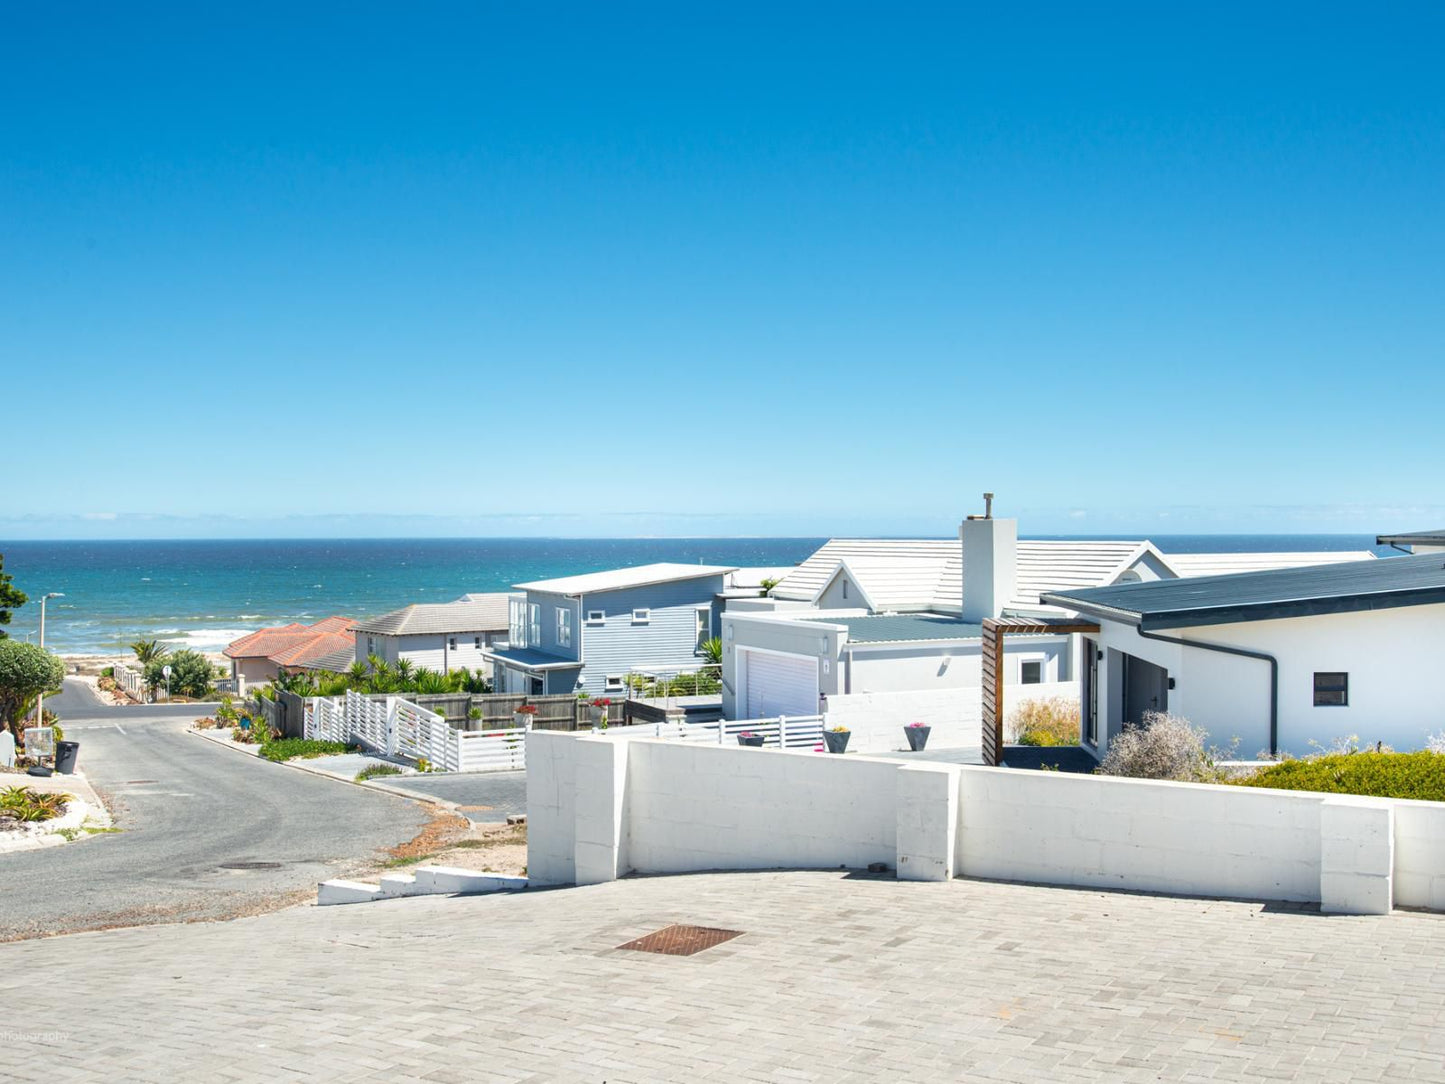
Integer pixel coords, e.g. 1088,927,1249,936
591,698,612,708
515,704,539,715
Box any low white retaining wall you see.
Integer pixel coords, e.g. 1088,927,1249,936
823,682,1077,754
527,730,1445,915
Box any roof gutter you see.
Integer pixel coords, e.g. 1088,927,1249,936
1133,623,1279,757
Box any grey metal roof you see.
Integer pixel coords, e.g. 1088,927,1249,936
1042,552,1445,630
1377,529,1445,546
801,613,985,644
352,595,514,636
482,647,583,671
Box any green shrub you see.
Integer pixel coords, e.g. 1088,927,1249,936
1008,698,1080,746
0,785,69,822
257,738,352,762
1236,751,1445,801
145,649,213,698
355,764,403,781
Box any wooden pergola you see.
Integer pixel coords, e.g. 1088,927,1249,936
980,616,1100,766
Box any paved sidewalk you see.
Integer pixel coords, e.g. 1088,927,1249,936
3,870,1444,1081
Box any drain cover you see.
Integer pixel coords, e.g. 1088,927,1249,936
218,861,283,870
618,924,743,956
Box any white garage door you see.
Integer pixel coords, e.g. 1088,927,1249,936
741,649,819,719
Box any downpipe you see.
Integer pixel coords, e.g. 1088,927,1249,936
1134,625,1279,757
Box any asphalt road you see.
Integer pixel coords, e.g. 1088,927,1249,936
1,680,431,941
383,771,527,822
43,677,215,721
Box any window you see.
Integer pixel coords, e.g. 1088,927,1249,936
695,606,712,650
557,608,573,648
1021,660,1043,685
448,637,457,651
586,609,605,625
529,604,541,647
632,608,650,624
366,637,376,655
842,578,849,600
1314,672,1348,706
605,674,624,692
474,637,481,649
509,600,526,646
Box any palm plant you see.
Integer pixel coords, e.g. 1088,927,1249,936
412,667,450,695
130,639,170,666
700,636,723,666
394,657,415,685
346,660,370,688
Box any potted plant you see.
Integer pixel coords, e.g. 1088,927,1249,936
514,703,539,728
823,725,851,754
737,730,765,747
904,721,931,751
590,697,612,726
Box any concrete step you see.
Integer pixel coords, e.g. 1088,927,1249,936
317,879,383,906
377,872,423,898
413,866,529,895
319,868,528,906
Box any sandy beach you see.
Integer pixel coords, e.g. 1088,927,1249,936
59,652,229,677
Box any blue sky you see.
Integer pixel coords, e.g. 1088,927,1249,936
4,3,1443,539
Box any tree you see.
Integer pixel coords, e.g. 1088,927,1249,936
145,649,213,699
0,639,64,740
0,553,27,637
130,639,170,666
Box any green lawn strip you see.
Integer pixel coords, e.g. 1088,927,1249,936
355,764,404,782
1234,751,1445,802
257,738,355,763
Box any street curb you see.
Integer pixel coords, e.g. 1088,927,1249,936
186,728,462,811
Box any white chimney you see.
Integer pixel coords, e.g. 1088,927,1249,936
960,493,1017,623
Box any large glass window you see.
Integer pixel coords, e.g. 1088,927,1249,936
529,604,541,647
557,608,573,648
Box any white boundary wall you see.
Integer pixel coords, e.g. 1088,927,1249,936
823,681,1077,754
527,730,1445,915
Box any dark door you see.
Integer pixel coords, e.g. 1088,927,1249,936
1123,654,1168,728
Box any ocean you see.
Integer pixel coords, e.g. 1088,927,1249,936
0,535,1391,656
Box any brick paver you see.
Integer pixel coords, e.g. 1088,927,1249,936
3,871,1444,1081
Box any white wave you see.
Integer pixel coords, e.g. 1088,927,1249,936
237,614,262,620
159,628,253,651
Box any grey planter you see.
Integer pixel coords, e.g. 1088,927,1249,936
738,734,765,747
904,725,931,751
823,730,851,754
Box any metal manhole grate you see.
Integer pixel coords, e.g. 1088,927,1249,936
219,861,283,870
618,924,743,956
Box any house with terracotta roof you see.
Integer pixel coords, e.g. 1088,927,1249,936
223,616,354,694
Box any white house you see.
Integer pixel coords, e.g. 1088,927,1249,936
722,496,1378,728
1042,552,1445,760
351,594,516,675
721,507,1181,720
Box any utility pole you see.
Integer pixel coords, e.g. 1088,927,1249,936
34,592,64,728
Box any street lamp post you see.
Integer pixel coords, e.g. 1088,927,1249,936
34,592,65,728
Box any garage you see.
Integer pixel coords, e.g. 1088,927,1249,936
739,648,819,719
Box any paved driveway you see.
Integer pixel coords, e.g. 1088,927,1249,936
381,770,526,823
0,683,430,941
4,870,1444,1081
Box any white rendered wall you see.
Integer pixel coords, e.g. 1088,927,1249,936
824,680,1077,754
524,730,579,886
955,766,1326,902
1392,799,1445,910
526,730,1442,914
625,741,899,874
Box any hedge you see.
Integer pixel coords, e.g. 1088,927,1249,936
1235,751,1445,802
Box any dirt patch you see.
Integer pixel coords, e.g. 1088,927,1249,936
425,822,527,877
385,805,471,863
